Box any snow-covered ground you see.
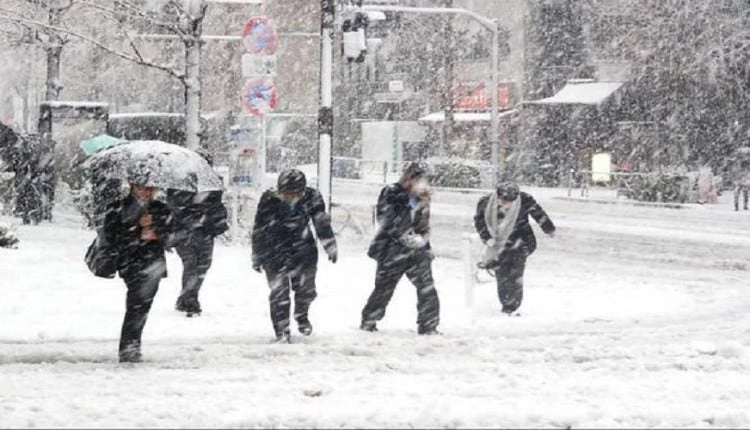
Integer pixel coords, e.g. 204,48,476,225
2,183,750,428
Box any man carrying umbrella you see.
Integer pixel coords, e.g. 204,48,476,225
101,169,174,363
84,140,222,361
251,169,338,343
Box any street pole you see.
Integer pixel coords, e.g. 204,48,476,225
490,19,500,187
362,4,501,187
184,0,204,151
318,0,334,210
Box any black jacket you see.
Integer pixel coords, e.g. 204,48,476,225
473,191,555,257
367,182,431,262
251,187,336,271
102,195,174,278
167,189,229,241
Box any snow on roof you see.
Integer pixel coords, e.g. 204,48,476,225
41,101,109,108
526,82,623,105
109,112,184,118
418,109,518,123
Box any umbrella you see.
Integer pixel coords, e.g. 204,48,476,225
82,140,224,192
80,134,126,156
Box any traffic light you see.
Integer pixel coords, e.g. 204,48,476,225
342,9,368,63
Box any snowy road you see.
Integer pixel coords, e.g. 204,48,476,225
1,184,750,428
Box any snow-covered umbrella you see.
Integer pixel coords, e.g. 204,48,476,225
82,140,223,192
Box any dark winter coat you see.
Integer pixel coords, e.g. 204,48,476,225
167,189,229,243
101,195,174,278
251,187,336,272
473,191,555,257
367,182,431,262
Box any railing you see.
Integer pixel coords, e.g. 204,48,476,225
566,168,717,204
566,169,657,199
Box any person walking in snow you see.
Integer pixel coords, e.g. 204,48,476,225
102,176,174,363
251,169,338,343
168,189,228,316
360,162,441,335
473,182,555,316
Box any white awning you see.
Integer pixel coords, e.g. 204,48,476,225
418,109,517,123
526,82,623,105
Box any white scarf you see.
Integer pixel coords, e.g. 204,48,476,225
482,192,521,264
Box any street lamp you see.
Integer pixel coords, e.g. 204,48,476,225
362,5,502,187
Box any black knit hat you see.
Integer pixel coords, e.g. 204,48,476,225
496,182,520,201
277,168,306,193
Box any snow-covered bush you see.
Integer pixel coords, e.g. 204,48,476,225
430,159,483,189
0,222,19,248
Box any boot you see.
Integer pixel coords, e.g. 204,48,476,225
297,317,313,336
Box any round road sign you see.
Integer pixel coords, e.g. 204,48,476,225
241,16,278,55
241,78,278,117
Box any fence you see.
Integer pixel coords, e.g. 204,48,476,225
567,169,703,203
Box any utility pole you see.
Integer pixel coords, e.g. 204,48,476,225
319,0,335,210
440,0,455,157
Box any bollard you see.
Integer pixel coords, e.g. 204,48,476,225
462,233,475,308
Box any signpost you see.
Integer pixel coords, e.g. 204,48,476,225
232,16,278,242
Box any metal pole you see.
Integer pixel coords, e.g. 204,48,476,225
231,151,239,243
261,115,267,182
490,19,500,187
362,5,496,30
318,0,334,210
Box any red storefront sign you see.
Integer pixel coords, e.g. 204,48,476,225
451,82,513,110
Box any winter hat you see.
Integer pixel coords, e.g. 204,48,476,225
496,182,520,201
277,168,306,193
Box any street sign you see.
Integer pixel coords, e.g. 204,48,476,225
241,78,278,116
241,16,278,55
241,54,276,77
373,91,409,104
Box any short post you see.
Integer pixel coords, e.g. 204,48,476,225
567,169,574,197
462,233,475,308
231,166,240,243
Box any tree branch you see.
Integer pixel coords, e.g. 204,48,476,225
76,0,185,35
0,12,185,81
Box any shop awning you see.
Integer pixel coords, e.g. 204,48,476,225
526,81,623,105
418,109,517,123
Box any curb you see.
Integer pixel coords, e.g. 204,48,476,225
552,196,690,209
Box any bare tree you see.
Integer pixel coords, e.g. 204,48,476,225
0,0,208,150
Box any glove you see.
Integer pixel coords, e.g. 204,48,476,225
252,262,262,273
327,247,338,264
400,233,427,249
485,238,497,248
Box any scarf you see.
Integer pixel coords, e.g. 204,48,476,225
482,191,521,264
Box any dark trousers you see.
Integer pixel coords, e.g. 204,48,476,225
265,262,318,336
176,232,214,305
362,250,440,331
494,252,527,313
119,259,165,357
